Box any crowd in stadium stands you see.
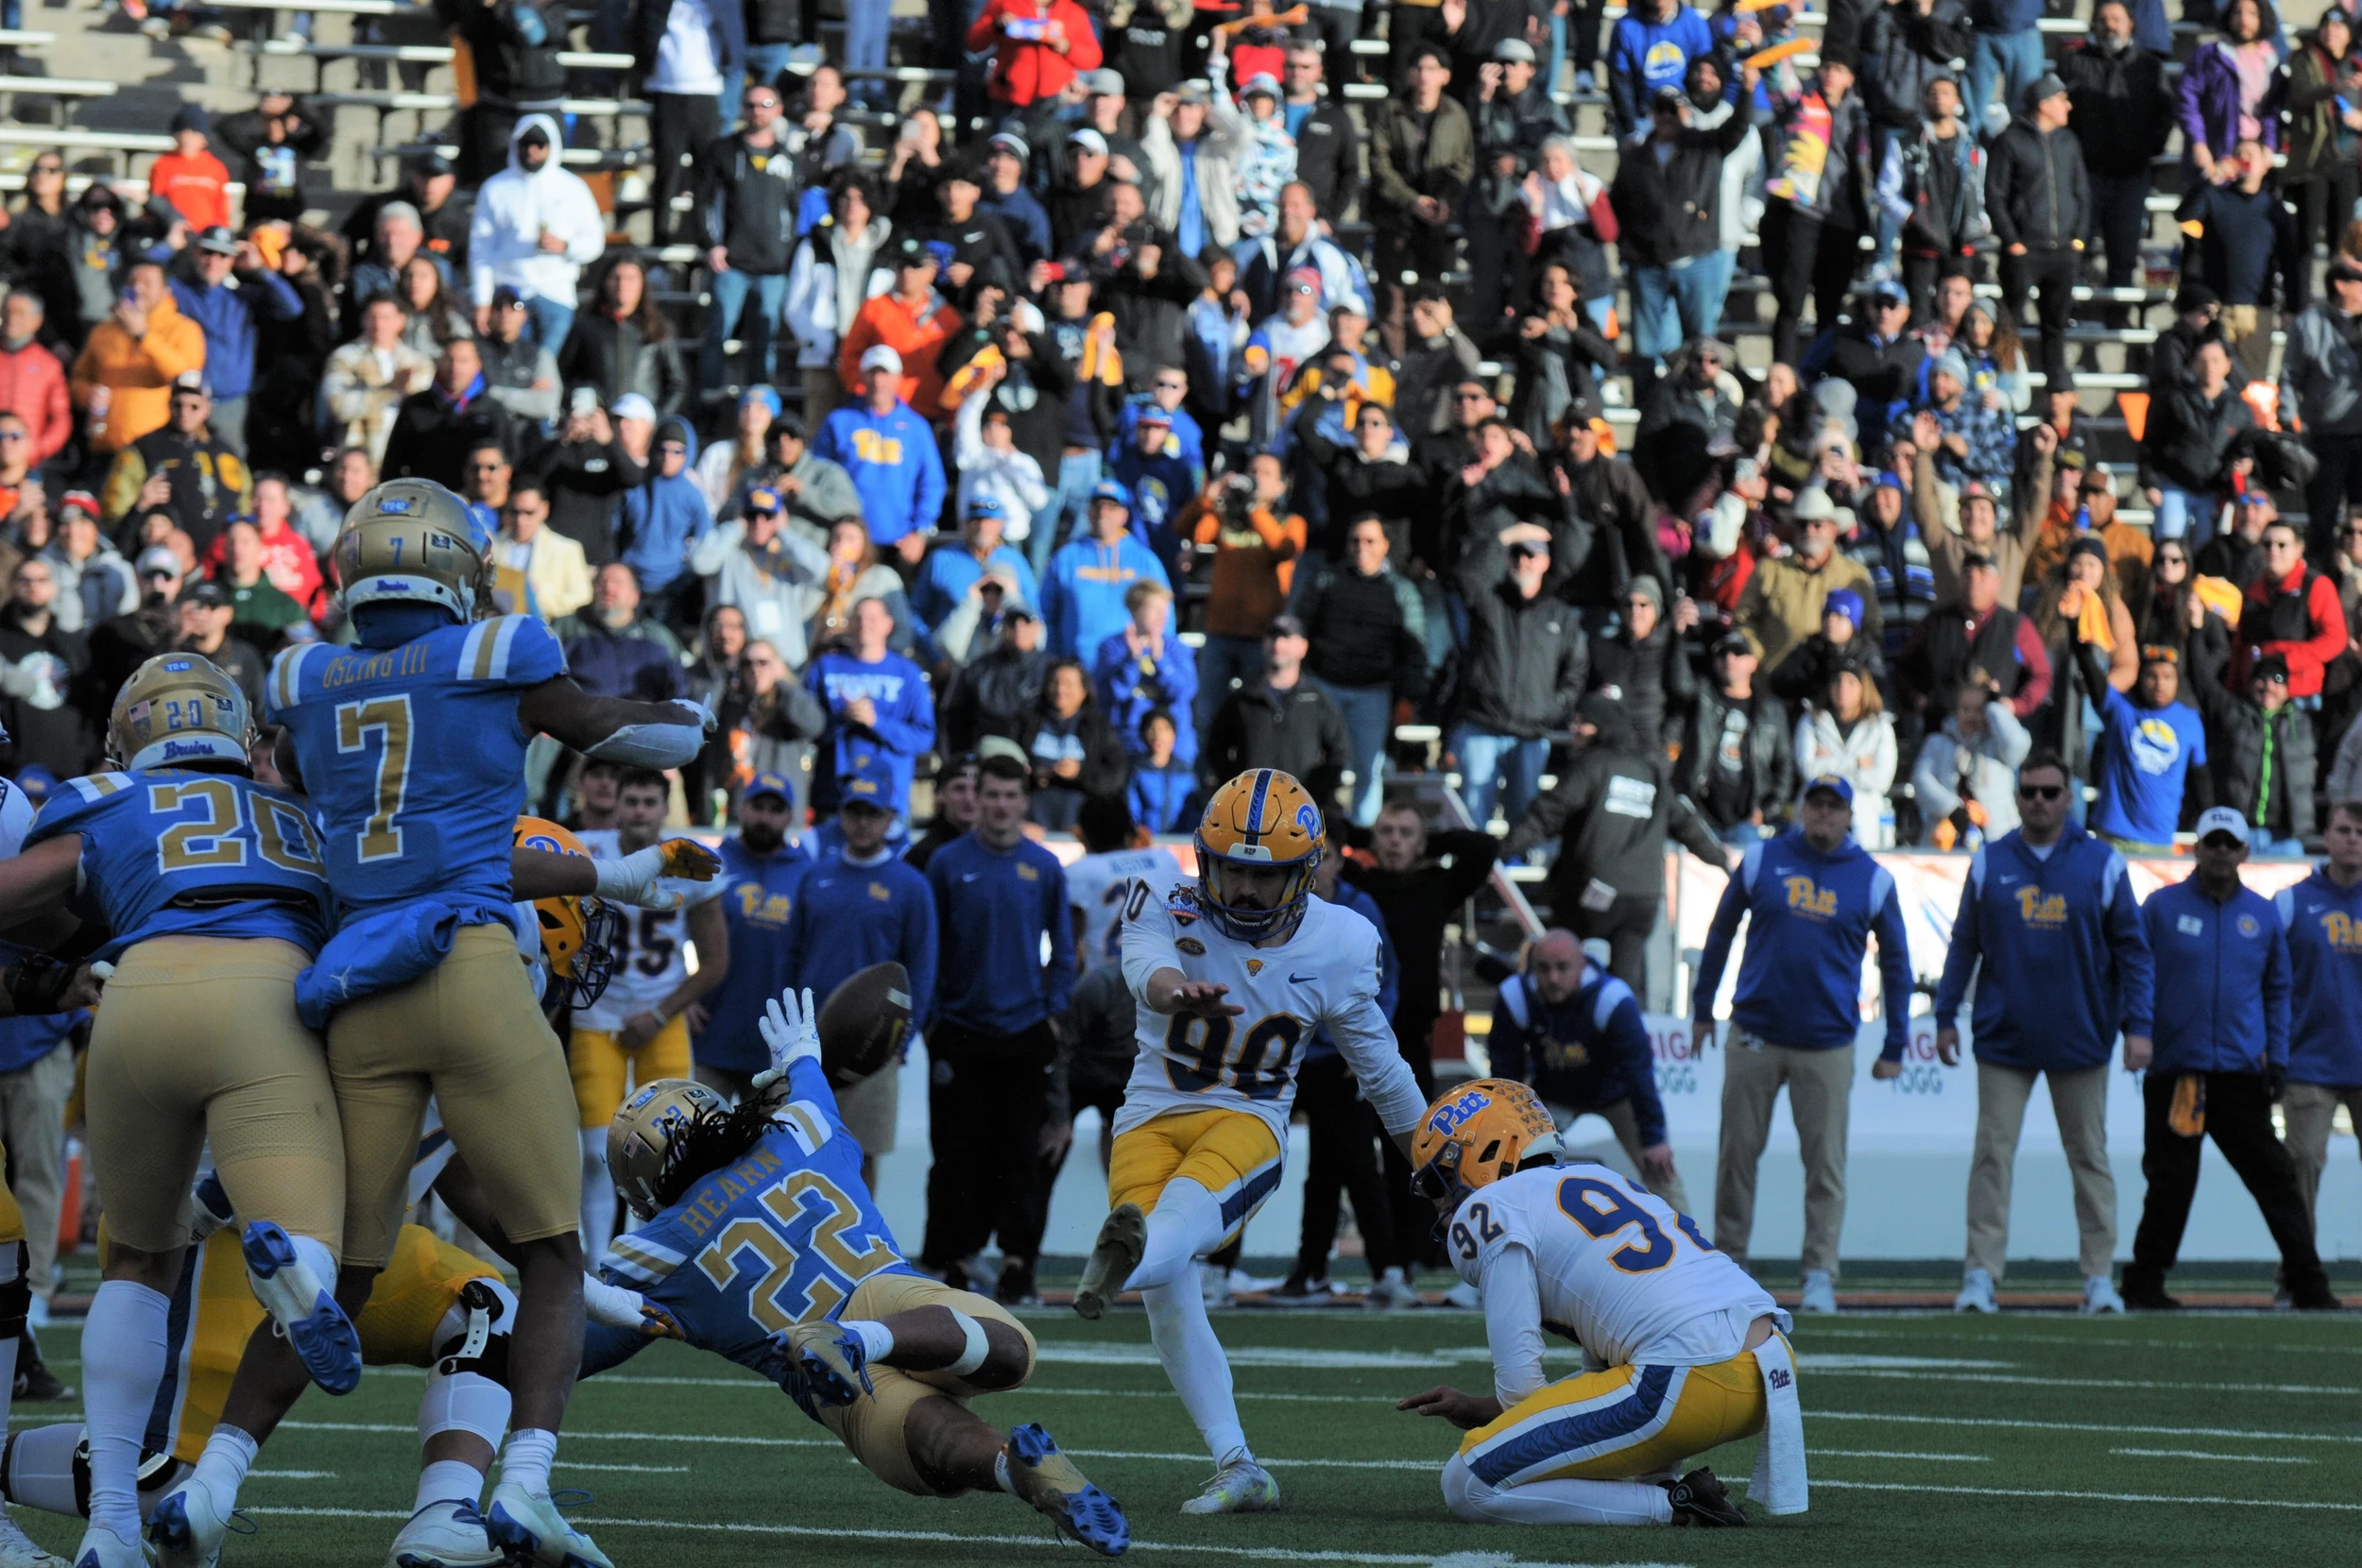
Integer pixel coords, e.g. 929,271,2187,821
0,0,2353,1315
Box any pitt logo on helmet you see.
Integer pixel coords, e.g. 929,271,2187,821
1192,768,1325,941
1409,1079,1563,1210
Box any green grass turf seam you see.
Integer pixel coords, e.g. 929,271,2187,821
1811,1409,2362,1442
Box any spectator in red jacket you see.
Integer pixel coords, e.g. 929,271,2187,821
2231,518,2349,698
0,293,70,467
967,0,1103,109
197,472,325,617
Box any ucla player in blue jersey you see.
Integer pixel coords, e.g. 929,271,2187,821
145,478,720,1568
579,988,1129,1557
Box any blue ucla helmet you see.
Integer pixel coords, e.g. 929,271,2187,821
108,653,251,771
334,478,492,621
1192,768,1324,942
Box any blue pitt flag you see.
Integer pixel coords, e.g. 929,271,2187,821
583,1054,920,1379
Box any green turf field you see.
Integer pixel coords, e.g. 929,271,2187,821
9,1285,2359,1568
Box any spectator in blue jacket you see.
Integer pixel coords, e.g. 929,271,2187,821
1093,579,1198,765
813,344,948,558
1040,479,1172,657
781,755,939,1184
691,772,812,1100
920,754,1076,1303
1690,776,1912,1313
1933,749,2154,1316
2128,808,2336,1310
616,414,711,628
1125,709,1195,832
168,226,301,457
909,495,1039,666
1495,929,1689,1217
1966,0,2047,133
1607,0,1716,140
555,560,688,703
2275,799,2362,1237
806,594,935,821
1105,403,1194,581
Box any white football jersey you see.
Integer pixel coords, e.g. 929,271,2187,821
0,775,31,860
1451,1163,1777,1372
1117,885,1426,1145
1067,847,1176,964
573,830,726,1032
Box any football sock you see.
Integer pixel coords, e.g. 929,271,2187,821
1142,1277,1249,1469
500,1427,557,1495
189,1425,258,1510
416,1458,488,1513
991,1450,1016,1494
580,1131,615,1264
82,1280,170,1540
0,1423,83,1516
0,1242,23,1463
1126,1179,1223,1295
843,1320,895,1365
1443,1457,1672,1526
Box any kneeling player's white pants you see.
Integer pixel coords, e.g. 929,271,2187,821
1441,1452,1675,1526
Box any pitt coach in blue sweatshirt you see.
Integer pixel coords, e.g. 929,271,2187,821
1491,929,1690,1219
691,772,813,1100
2126,809,2335,1310
1932,750,2153,1316
1689,776,1912,1313
920,754,1078,1303
2276,799,2362,1233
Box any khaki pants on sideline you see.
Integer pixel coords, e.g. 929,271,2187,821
1965,1061,2114,1280
1549,1098,1694,1219
0,1047,75,1301
1714,1036,1854,1277
2281,1082,2362,1228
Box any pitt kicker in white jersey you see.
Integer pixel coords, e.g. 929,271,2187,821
1117,884,1424,1146
1451,1163,1778,1370
573,829,726,1032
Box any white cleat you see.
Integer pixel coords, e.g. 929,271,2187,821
2081,1274,2127,1316
0,1511,68,1567
1179,1458,1280,1515
485,1481,613,1568
385,1499,503,1568
70,1525,150,1568
1798,1270,1838,1314
146,1474,233,1568
1954,1267,1998,1314
1363,1267,1421,1311
1441,1280,1481,1310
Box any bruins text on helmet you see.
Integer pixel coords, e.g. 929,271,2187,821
109,653,253,771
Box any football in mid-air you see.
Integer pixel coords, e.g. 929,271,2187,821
818,962,913,1085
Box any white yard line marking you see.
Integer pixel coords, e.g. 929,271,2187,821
2110,1448,2314,1465
1789,1480,2362,1511
239,1505,1690,1567
1816,1409,2362,1444
1799,1326,2362,1356
246,1470,335,1479
1812,1449,1989,1462
560,1462,693,1473
1810,1369,2362,1396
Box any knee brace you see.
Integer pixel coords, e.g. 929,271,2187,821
421,1279,519,1450
0,1242,31,1342
57,1433,184,1521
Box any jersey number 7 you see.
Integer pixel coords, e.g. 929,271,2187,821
335,694,415,862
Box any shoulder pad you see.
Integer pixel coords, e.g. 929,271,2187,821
456,614,561,683
63,772,134,804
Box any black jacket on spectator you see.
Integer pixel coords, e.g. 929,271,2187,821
249,268,339,476
80,601,179,720
557,313,689,418
1338,824,1500,1046
2176,182,2302,310
1677,684,1796,831
1985,119,2091,252
1859,0,1973,130
1298,563,1430,697
1205,676,1353,803
1017,703,1131,802
2143,381,2257,493
1501,697,1724,903
745,0,796,45
1770,629,1890,707
1102,1,1190,104
1047,176,1113,264
2192,669,2317,842
1305,429,1426,560
1902,601,2039,709
1507,321,1616,449
697,131,799,275
1823,323,1928,435
530,435,644,567
1559,452,1669,608
1099,233,1206,394
1442,456,1557,573
2058,35,2176,179
1589,616,1696,750
1449,528,1589,739
946,640,1051,754
343,186,472,275
1607,102,1759,267
0,615,90,777
214,103,328,226
1292,99,1361,223
381,383,516,492
2195,527,2269,590
1473,81,1569,172
923,209,1028,302
439,0,565,111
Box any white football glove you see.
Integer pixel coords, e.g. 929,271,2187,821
592,837,724,910
751,986,822,1092
581,1272,647,1331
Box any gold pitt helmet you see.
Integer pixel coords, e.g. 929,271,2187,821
334,478,492,621
1409,1079,1565,1212
1192,768,1324,941
512,817,622,1009
109,653,252,771
609,1078,729,1219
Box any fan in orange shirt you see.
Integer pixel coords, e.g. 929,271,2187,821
148,105,233,233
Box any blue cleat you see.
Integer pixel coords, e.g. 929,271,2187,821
240,1220,362,1396
485,1482,612,1568
1004,1423,1129,1557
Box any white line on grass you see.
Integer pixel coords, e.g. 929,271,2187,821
2110,1449,2314,1465
1812,1450,1989,1462
238,1506,1691,1567
247,1470,335,1479
560,1462,693,1473
1798,1326,2362,1356
1811,1369,2362,1396
1815,1409,2362,1444
1794,1479,2362,1512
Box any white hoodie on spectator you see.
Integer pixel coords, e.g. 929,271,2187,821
468,114,607,309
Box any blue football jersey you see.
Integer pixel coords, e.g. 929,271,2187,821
265,615,567,916
26,769,332,963
583,1055,919,1378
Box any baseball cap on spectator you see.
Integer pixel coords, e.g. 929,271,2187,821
2332,255,2362,287
196,226,239,256
1283,266,1322,298
1929,349,1971,387
2194,807,2250,846
2174,281,2220,315
1090,478,1132,508
1650,83,1686,111
1803,775,1855,807
9,765,54,807
2080,466,2114,495
977,735,1031,768
1266,613,1307,641
59,490,99,520
183,579,230,609
2023,72,2068,111
172,370,210,396
1495,38,1536,62
170,103,210,136
1711,629,1753,658
609,392,657,425
410,151,454,179
987,130,1029,163
965,495,1007,523
744,486,783,516
1081,68,1124,95
2251,651,2292,685
1174,80,1212,105
1865,277,1908,309
1870,470,1904,492
888,234,935,270
1241,72,1281,100
135,547,181,578
1823,588,1864,628
859,344,904,376
838,758,896,813
741,384,782,418
1136,404,1172,427
1069,127,1109,157
490,284,525,310
772,411,806,441
745,772,795,806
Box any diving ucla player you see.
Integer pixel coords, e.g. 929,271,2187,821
1395,1080,1807,1530
1074,769,1428,1514
573,989,1128,1556
144,479,717,1568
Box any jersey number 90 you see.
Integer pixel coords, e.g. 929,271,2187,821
1164,1011,1304,1099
